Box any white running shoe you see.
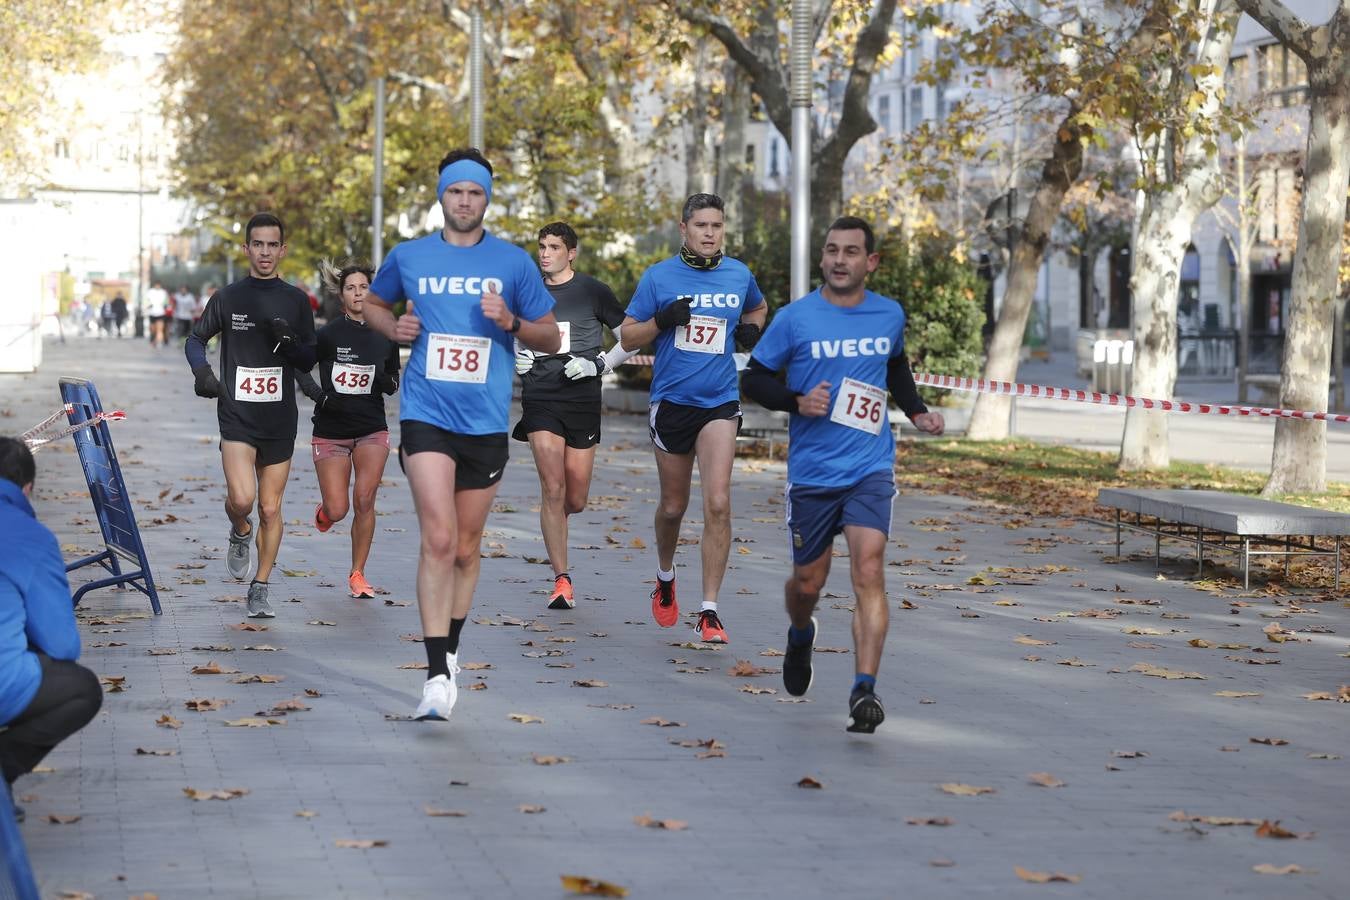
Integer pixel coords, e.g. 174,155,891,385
414,675,454,721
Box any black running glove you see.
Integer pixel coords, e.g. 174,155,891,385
375,371,398,396
266,316,299,347
653,297,692,331
734,322,762,350
192,365,221,399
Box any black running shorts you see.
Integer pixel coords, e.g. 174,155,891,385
512,397,601,449
647,399,741,455
219,432,295,467
398,419,508,489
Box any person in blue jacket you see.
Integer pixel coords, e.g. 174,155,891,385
0,437,102,821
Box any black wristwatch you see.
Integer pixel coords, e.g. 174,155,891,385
507,315,522,334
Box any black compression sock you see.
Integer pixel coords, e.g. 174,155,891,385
424,636,450,679
447,617,467,655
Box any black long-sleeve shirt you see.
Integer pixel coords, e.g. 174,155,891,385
294,316,401,439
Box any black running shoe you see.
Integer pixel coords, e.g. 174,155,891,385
783,616,816,696
846,686,885,734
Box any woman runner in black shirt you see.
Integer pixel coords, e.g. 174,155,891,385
296,261,401,599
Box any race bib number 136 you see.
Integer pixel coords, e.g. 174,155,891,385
426,333,491,383
234,366,282,403
830,377,888,435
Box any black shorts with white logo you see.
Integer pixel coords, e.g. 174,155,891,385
398,419,509,489
512,396,602,449
648,399,741,455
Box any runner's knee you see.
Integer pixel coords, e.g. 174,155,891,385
257,498,283,525
703,491,731,524
327,497,351,521
351,491,375,517
564,496,586,516
420,530,456,562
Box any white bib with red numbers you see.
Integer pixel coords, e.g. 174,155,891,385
234,366,283,403
674,315,725,355
426,333,491,384
829,377,888,435
331,363,375,395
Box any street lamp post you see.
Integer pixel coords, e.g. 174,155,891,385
789,0,812,302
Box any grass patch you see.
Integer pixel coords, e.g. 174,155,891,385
893,438,1350,519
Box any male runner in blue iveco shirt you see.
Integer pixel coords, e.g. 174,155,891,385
620,193,767,645
743,216,944,734
362,148,560,722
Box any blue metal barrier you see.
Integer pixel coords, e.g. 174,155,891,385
0,778,39,900
58,378,161,614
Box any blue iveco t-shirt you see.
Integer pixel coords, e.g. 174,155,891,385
371,232,554,435
625,255,765,407
751,289,908,488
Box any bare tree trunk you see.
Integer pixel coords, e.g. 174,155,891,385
686,39,711,197
719,61,750,249
1235,139,1253,403
1119,0,1237,469
1265,76,1350,493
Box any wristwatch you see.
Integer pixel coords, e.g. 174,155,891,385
507,315,522,334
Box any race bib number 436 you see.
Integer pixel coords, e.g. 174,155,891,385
830,377,888,435
234,366,282,402
426,333,491,383
332,362,375,395
674,314,726,355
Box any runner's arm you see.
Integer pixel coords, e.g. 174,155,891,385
294,369,325,404
741,358,801,413
513,311,562,354
377,341,400,395
363,293,399,342
599,324,640,373
184,293,223,371
886,355,928,419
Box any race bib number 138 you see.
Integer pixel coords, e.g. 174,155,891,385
426,333,491,383
830,377,888,435
234,366,282,402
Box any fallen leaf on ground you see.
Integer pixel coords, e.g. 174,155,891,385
533,754,571,765
1169,810,1261,826
269,698,311,712
230,622,268,632
509,713,544,724
1057,658,1093,667
223,717,285,727
1014,866,1081,884
1306,752,1340,759
518,804,547,814
156,714,183,729
334,839,387,849
98,675,127,692
1188,639,1214,648
1255,820,1312,840
572,679,608,688
1014,635,1055,646
398,662,429,670
939,783,996,796
134,748,177,756
796,776,823,789
230,673,283,684
192,644,235,651
906,817,954,826
147,648,178,656
184,698,230,711
1214,691,1262,698
738,684,777,695
1250,737,1289,746
559,874,630,897
1130,663,1205,680
191,661,240,675
1123,627,1166,636
633,814,688,831
47,813,82,824
307,620,337,627
183,787,249,801
640,718,684,727
1251,864,1305,875
424,807,468,817
1263,623,1295,643
930,858,956,868
727,659,776,676
1028,772,1065,788
295,810,317,818
461,662,493,670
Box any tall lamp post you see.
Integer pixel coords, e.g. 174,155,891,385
469,5,484,149
789,0,812,302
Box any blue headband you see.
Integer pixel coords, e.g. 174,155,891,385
437,159,492,203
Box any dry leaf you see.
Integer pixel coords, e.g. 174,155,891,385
1027,772,1065,788
1188,639,1214,648
509,713,544,724
223,717,285,728
1252,864,1305,875
134,747,177,757
559,874,630,897
47,813,82,824
906,816,954,826
1306,752,1341,759
1169,810,1261,826
98,675,127,692
640,718,684,727
243,644,281,652
230,673,283,684
1056,658,1093,667
335,839,388,849
1263,623,1295,643
295,810,317,818
156,714,183,729
1250,737,1289,746
518,804,547,814
1130,663,1205,680
633,814,688,831
183,787,249,801
191,661,240,675
230,622,268,632
532,754,571,766
930,858,956,868
424,807,468,817
147,647,178,656
1122,627,1165,636
307,620,337,627
727,659,776,677
738,684,777,695
184,698,230,711
461,662,493,671
1014,635,1055,646
1014,866,1081,884
796,776,823,789
938,783,996,796
1254,820,1310,840
1213,691,1262,698
572,679,608,688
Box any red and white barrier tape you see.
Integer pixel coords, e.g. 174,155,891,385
23,406,128,452
913,373,1350,425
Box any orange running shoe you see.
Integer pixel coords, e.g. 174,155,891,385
650,578,678,627
315,503,334,533
547,574,575,610
348,570,375,599
697,608,728,644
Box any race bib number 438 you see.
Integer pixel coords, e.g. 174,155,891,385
234,366,282,402
332,362,375,395
426,333,491,383
674,314,726,355
830,377,888,435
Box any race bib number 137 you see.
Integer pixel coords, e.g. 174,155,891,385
234,366,282,402
426,333,491,383
674,314,726,355
829,377,888,435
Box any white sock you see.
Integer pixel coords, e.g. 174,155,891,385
657,566,675,582
700,601,718,613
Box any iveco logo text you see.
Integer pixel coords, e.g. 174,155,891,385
809,337,892,358
679,292,742,309
417,276,504,296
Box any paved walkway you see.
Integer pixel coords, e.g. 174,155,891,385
4,337,1348,899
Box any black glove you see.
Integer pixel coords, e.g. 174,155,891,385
734,322,762,349
375,371,398,396
266,316,299,347
653,297,692,331
192,365,221,399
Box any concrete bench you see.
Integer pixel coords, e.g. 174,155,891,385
1096,488,1350,589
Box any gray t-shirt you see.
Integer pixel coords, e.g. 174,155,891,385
520,271,624,403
